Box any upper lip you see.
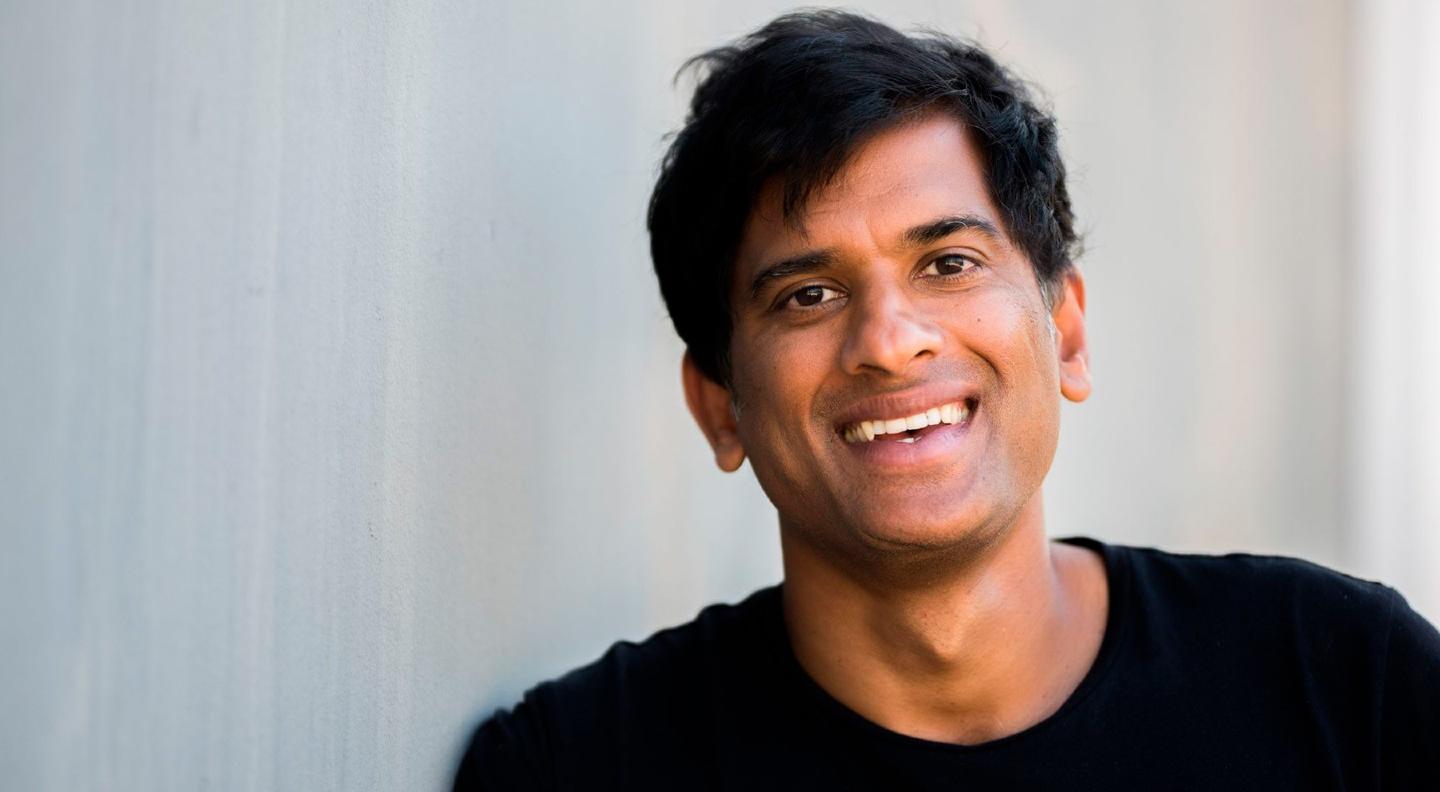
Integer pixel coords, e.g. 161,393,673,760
830,383,980,430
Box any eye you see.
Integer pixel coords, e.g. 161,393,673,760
782,284,844,310
921,254,980,278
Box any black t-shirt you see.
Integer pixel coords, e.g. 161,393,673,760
454,538,1440,790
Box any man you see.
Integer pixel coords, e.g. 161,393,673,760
456,11,1439,790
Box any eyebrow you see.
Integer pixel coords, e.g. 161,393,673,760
747,250,837,301
903,214,1003,246
746,214,1003,301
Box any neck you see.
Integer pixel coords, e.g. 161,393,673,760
779,495,1107,745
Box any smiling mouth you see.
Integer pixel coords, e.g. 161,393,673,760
839,398,977,444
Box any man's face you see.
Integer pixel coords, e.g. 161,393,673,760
687,113,1089,560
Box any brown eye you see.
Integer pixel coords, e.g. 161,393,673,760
784,285,841,309
794,286,825,306
922,255,977,277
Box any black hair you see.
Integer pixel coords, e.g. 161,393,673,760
648,10,1079,386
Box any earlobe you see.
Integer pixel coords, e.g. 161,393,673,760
1053,270,1092,404
681,353,747,472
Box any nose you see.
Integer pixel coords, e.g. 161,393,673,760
839,283,944,376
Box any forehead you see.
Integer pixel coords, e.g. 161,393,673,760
736,114,1006,275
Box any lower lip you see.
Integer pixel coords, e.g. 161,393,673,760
840,408,978,468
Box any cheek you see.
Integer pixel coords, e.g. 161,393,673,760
963,290,1062,451
1020,301,1061,388
1012,300,1064,470
730,329,832,453
959,289,1055,376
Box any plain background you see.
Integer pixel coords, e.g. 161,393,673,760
2,0,1437,789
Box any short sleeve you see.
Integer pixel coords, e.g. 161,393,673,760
1379,589,1440,789
453,697,554,792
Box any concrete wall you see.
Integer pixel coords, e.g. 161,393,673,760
5,0,1425,789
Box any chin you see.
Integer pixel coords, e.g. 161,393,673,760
843,498,1004,554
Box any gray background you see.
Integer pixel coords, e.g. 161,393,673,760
3,0,1437,789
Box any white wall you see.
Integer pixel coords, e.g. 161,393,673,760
1347,0,1440,626
4,1,1425,790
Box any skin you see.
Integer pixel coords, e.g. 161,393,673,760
681,113,1108,745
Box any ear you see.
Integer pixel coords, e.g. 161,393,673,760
1052,269,1091,403
681,352,747,472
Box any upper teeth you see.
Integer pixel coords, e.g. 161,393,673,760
842,401,969,443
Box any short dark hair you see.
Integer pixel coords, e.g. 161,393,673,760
648,10,1080,387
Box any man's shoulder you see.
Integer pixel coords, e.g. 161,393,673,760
1099,539,1440,781
453,585,782,790
539,583,779,709
1096,539,1436,692
1102,538,1401,624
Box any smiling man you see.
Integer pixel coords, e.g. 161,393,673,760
455,11,1439,790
